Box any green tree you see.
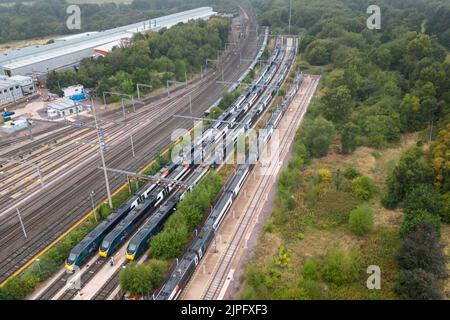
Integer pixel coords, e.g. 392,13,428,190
382,147,435,208
322,86,353,123
400,210,441,238
301,117,335,158
341,122,359,154
351,176,377,200
348,205,374,236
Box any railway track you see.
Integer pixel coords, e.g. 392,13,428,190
0,8,262,287
202,75,320,300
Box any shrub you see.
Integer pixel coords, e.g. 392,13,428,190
302,259,320,280
401,184,443,217
119,260,167,296
273,245,292,269
348,205,374,236
318,168,332,183
397,223,447,278
400,210,441,238
322,250,361,285
396,268,442,300
351,176,377,200
343,166,360,180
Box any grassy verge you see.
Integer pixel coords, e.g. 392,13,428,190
238,128,421,300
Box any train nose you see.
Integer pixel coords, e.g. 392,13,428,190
126,252,135,261
99,249,108,257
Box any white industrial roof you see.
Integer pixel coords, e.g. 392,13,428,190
0,7,215,71
48,99,77,111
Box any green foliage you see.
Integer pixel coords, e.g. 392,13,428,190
341,122,359,154
350,176,377,200
321,86,353,123
273,245,292,269
322,250,361,285
401,184,443,217
343,166,360,180
348,205,374,236
300,117,335,158
382,147,435,208
400,210,441,239
302,259,320,280
119,260,167,296
46,18,230,95
305,39,333,65
150,172,222,259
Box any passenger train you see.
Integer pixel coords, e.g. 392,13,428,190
155,39,302,300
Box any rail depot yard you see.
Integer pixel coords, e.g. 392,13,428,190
0,0,449,306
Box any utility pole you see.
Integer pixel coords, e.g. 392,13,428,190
91,99,113,209
189,94,192,114
16,207,27,239
89,191,97,222
130,134,136,158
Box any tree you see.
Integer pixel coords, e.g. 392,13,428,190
321,86,353,123
119,260,167,296
305,40,332,65
341,122,359,154
382,147,435,208
401,184,443,217
351,176,377,200
400,210,441,238
348,205,374,236
396,268,442,300
301,117,335,158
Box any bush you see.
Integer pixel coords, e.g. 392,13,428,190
397,223,447,278
343,166,360,180
348,205,374,236
302,259,320,280
396,268,442,300
401,184,443,217
318,168,332,183
382,147,434,208
119,260,167,296
351,176,377,200
400,210,441,238
322,250,361,285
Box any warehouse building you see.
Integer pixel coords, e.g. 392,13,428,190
47,99,84,118
0,7,216,77
0,75,36,107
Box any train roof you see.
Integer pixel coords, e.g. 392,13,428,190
128,192,181,246
69,201,134,255
157,251,197,298
103,188,160,243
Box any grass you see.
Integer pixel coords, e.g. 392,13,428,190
237,133,418,300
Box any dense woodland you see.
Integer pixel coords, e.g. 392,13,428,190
46,17,231,98
0,0,236,43
241,0,449,300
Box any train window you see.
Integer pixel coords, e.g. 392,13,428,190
128,243,137,253
101,241,110,250
68,253,77,264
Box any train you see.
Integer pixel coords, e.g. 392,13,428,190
125,166,209,261
65,31,289,274
98,164,192,257
155,39,302,300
